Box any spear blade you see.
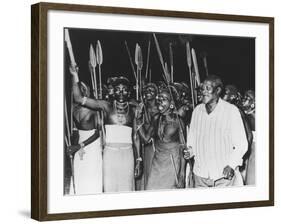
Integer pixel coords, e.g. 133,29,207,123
89,44,97,68
64,29,77,68
191,48,201,85
186,42,192,68
96,40,103,65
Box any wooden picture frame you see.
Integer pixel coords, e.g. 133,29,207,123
31,2,274,221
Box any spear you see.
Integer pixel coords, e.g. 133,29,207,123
96,40,103,99
149,68,152,83
152,34,169,83
202,52,209,77
64,98,71,145
191,48,201,105
65,29,77,69
135,44,143,101
186,42,195,109
145,40,151,81
89,44,98,98
169,43,174,83
191,48,201,86
124,41,137,81
65,29,76,136
135,43,150,122
64,98,76,194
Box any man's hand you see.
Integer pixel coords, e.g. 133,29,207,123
182,146,192,160
223,165,235,180
134,160,142,179
66,144,80,157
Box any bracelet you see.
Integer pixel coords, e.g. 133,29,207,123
72,73,79,83
136,157,142,162
79,142,85,149
81,97,87,105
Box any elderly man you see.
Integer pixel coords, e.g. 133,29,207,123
70,65,141,192
184,75,248,187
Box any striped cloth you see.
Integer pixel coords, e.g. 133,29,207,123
187,98,248,180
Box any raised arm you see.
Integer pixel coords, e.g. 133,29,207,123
69,65,110,112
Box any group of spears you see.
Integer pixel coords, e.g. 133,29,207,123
64,29,256,195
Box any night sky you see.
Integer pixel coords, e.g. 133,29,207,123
64,27,255,94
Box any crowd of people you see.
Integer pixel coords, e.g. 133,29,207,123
64,63,256,195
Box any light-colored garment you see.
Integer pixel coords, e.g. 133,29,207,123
72,129,102,195
105,124,132,144
103,125,135,192
191,170,243,188
187,99,248,180
103,144,135,192
245,131,256,185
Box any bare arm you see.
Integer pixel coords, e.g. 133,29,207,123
69,65,110,112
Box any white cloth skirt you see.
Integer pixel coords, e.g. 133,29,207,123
70,129,102,195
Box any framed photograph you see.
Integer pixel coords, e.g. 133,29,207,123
31,2,274,221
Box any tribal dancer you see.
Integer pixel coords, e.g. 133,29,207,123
137,86,186,190
184,76,248,187
67,82,102,195
141,83,159,187
70,66,141,192
241,90,255,185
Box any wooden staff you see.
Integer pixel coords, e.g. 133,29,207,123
186,42,195,109
96,40,103,99
149,68,152,83
89,44,98,98
169,43,174,83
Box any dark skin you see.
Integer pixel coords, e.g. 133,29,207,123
143,85,159,124
70,66,141,178
66,85,100,156
241,91,255,131
183,79,235,180
137,90,186,188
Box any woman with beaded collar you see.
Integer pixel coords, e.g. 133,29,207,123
70,65,141,192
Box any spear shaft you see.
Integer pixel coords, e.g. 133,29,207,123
145,40,151,80
124,41,137,81
186,42,195,109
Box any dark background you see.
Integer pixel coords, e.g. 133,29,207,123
64,27,255,93
63,28,255,194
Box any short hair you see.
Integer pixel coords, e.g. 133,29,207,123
204,75,224,95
